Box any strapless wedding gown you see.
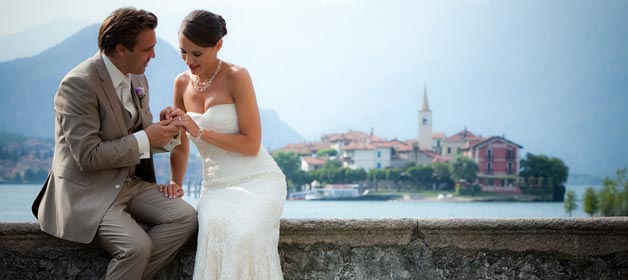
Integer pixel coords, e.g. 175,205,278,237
188,104,286,280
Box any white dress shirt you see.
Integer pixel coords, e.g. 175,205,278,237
101,53,150,160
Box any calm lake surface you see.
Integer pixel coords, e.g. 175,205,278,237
0,184,598,222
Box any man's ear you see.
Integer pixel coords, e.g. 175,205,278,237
115,43,127,57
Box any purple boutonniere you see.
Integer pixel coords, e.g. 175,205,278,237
135,87,147,108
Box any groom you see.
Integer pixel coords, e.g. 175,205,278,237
31,7,197,279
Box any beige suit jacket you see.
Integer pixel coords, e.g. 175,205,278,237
32,53,156,244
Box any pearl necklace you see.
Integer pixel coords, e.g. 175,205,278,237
191,60,223,92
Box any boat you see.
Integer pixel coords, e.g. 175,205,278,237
287,184,403,201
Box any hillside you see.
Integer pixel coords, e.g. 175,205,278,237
0,24,303,150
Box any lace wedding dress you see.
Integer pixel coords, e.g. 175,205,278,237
188,104,286,280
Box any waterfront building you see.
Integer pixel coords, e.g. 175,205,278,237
463,136,523,191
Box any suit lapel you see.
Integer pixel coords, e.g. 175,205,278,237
130,77,149,129
94,53,128,135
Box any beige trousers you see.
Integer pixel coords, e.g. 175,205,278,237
94,178,198,280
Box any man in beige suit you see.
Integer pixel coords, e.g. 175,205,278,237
31,8,198,279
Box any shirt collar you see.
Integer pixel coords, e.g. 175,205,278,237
101,52,128,89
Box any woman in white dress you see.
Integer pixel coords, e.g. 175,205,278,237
167,10,286,280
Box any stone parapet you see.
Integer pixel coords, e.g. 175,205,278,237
1,218,627,279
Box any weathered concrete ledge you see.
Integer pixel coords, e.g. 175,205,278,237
1,218,627,279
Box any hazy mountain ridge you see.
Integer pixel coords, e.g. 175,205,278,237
0,19,87,62
0,24,303,150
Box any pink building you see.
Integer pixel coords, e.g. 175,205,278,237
463,136,523,192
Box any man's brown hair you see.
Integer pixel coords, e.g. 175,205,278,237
98,7,158,56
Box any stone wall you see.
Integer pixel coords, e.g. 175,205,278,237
1,218,628,279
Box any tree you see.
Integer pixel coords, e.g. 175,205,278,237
519,153,569,201
271,151,301,189
597,168,628,217
406,166,433,189
449,156,478,184
564,190,577,217
317,148,338,157
369,168,387,191
616,168,628,216
583,187,598,217
344,168,367,183
520,153,569,187
598,177,620,216
432,162,454,190
385,168,402,190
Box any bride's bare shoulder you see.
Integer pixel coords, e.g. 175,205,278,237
223,62,251,83
175,71,191,83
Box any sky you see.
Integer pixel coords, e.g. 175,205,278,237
0,0,478,139
1,0,627,176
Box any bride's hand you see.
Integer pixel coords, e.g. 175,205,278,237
160,106,185,121
159,183,184,199
172,115,201,137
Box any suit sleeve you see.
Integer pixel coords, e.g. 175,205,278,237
55,75,140,171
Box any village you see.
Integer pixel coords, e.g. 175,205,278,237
274,88,530,201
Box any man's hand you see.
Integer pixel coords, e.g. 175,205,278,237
145,120,179,147
160,106,186,121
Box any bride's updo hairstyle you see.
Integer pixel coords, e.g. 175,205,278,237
179,10,227,48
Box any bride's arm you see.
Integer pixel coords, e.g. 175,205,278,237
169,74,190,196
180,67,262,156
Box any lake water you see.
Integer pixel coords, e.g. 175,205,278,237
1,184,599,222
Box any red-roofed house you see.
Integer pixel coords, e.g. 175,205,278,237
463,136,523,191
322,130,385,153
275,142,331,157
301,156,326,171
441,128,482,157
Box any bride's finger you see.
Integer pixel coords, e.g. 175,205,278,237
166,185,175,199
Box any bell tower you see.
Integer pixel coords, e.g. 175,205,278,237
418,85,433,151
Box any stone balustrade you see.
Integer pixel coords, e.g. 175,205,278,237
1,218,627,279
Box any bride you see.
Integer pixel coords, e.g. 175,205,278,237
167,10,286,279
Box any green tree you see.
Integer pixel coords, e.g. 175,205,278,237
520,153,569,186
406,166,433,189
520,153,569,201
597,168,628,216
432,162,453,190
369,168,387,191
322,159,342,170
583,187,598,217
272,151,301,189
598,177,620,216
344,168,367,183
564,190,577,217
293,170,309,190
385,168,402,189
308,169,324,184
317,148,338,157
449,156,478,184
327,169,344,183
616,168,628,216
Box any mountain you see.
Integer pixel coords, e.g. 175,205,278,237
0,19,87,62
0,24,303,150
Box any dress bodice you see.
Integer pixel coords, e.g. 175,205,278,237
188,104,283,190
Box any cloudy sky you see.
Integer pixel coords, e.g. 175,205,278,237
2,0,627,176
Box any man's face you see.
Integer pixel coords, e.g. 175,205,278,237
122,28,156,74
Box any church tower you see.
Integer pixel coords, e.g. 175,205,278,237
418,85,433,151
